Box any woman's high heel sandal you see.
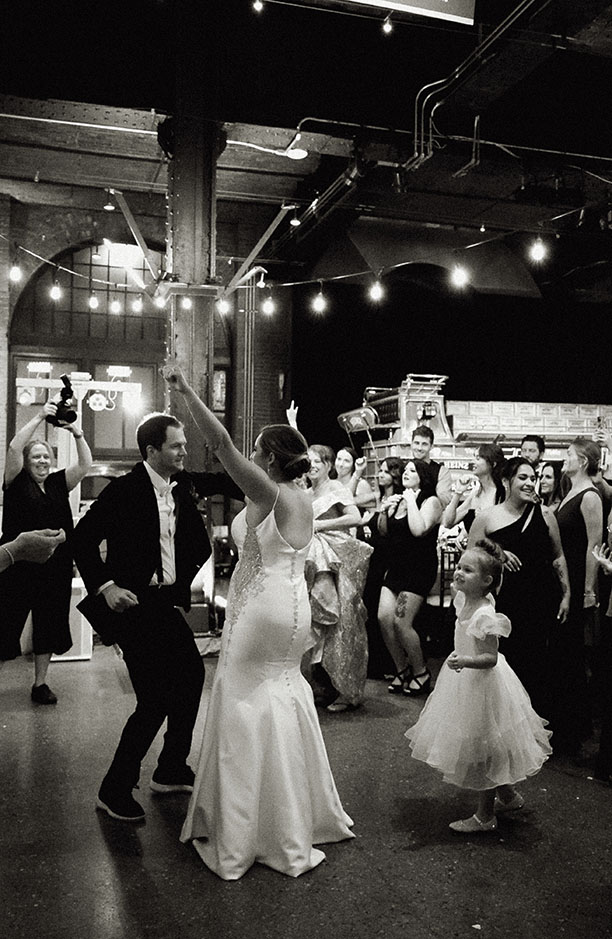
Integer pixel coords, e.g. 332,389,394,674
388,666,412,694
403,669,431,697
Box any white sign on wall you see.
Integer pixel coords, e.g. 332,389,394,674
334,0,475,25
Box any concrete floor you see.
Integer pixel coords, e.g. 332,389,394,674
1,644,611,939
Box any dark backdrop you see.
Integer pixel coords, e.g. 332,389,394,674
291,282,608,451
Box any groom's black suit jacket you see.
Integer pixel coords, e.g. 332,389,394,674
73,462,241,638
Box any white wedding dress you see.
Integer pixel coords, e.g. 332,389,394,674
180,496,354,879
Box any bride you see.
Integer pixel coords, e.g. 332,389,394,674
162,366,354,880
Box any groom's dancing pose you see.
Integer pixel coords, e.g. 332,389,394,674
74,412,240,821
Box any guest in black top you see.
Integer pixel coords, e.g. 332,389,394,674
0,401,92,705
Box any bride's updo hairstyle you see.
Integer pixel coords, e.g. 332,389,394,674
258,425,311,481
472,538,506,593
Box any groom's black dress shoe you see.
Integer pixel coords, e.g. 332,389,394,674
96,786,146,822
150,766,195,794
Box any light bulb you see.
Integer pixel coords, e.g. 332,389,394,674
529,237,547,262
262,297,275,316
290,212,301,228
110,298,122,314
154,295,166,308
180,296,193,310
480,223,486,233
9,264,23,283
88,293,99,310
50,281,61,301
285,148,308,161
369,280,384,302
450,265,470,288
382,15,393,34
253,0,263,10
312,291,327,314
131,295,143,313
216,298,230,314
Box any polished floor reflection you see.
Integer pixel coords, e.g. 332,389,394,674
1,645,610,939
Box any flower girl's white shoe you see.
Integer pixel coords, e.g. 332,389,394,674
449,814,497,833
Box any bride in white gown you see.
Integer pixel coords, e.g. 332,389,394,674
163,366,354,880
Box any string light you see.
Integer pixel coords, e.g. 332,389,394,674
312,285,327,314
216,297,231,314
382,14,393,34
50,279,61,301
528,237,547,262
256,271,266,288
180,296,193,310
252,0,263,10
131,294,143,313
88,291,99,310
480,223,486,233
9,262,23,283
261,294,276,316
368,278,384,302
450,264,470,288
110,297,122,314
289,208,301,228
154,295,167,309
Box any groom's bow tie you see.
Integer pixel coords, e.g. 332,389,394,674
160,481,177,498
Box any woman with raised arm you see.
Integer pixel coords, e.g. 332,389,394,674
163,367,354,880
442,443,506,533
0,400,92,703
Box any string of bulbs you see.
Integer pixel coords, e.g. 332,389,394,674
2,229,550,319
251,0,397,34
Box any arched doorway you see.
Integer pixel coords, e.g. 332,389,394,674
9,241,167,499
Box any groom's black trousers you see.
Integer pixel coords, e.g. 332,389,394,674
102,588,205,792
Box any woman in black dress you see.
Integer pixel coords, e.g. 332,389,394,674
0,401,92,703
469,457,570,720
362,457,404,679
378,459,442,697
552,438,603,755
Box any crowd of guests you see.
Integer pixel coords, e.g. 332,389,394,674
295,427,612,792
1,398,611,876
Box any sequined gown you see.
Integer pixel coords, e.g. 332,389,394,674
181,496,354,880
305,485,373,705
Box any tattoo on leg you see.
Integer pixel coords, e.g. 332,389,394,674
396,592,410,618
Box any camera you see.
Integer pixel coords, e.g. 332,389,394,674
46,374,77,426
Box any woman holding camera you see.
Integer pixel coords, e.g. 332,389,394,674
0,400,92,703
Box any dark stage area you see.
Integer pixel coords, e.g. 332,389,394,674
292,283,612,450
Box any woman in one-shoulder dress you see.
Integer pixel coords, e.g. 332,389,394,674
163,367,354,880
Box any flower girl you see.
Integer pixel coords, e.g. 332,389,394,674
405,539,552,832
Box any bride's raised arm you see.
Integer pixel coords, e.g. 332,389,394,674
162,365,276,507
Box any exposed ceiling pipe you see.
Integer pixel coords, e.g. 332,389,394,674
403,0,547,171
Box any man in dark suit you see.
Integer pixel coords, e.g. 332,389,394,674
73,412,241,822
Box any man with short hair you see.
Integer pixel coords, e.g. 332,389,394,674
74,412,241,822
410,425,452,508
520,434,545,470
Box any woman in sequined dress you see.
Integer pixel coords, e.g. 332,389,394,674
305,445,374,712
163,367,354,881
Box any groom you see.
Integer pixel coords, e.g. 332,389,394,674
74,412,240,822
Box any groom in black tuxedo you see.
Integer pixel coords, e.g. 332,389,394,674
74,412,241,822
